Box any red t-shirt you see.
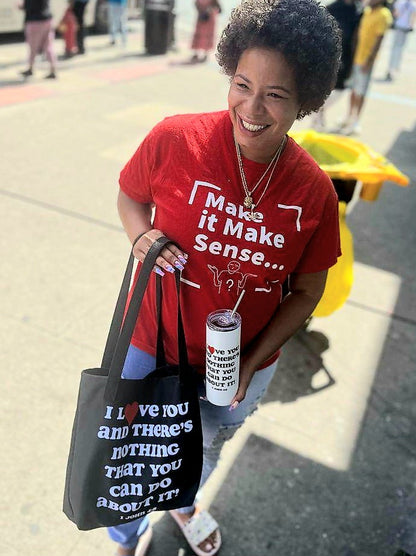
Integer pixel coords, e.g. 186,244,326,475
120,111,340,372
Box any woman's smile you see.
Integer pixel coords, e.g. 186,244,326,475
228,47,301,163
238,115,271,134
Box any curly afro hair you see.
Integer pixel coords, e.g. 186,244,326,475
216,0,341,119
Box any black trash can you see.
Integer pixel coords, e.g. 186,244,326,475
144,0,174,55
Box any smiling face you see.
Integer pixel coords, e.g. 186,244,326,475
228,47,301,163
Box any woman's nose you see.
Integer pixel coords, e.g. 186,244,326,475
247,94,265,116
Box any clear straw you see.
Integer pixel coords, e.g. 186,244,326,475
230,289,245,318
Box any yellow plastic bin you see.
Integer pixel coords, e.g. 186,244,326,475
312,202,354,317
289,130,409,317
290,130,409,201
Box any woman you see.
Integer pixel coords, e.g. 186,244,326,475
109,0,341,554
19,0,57,79
190,0,221,63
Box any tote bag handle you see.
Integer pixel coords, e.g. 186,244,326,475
155,272,190,373
103,237,172,401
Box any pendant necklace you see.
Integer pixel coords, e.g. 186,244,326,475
234,135,286,220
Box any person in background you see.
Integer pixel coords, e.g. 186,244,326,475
190,0,221,63
108,0,128,47
385,0,416,80
339,0,392,135
19,0,57,79
72,0,89,54
106,0,341,555
312,0,362,130
58,0,78,58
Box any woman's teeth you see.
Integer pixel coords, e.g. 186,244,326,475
241,119,268,132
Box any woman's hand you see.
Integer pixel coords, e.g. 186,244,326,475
229,358,257,409
117,190,189,276
133,228,188,276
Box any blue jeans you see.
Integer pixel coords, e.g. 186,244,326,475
108,2,127,46
108,345,277,549
388,29,409,73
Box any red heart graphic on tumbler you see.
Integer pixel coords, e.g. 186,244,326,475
124,401,139,425
207,345,215,354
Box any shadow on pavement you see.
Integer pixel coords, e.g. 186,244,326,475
263,328,335,404
0,78,25,86
249,124,416,556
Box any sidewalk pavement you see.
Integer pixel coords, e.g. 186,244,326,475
1,20,416,556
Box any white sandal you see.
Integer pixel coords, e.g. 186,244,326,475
170,508,222,556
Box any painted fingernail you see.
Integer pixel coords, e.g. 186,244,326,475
154,268,165,276
178,256,187,265
228,401,239,412
165,265,175,273
174,260,185,271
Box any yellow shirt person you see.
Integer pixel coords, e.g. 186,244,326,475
340,1,392,135
354,5,393,66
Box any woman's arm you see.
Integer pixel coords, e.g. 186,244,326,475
362,34,384,72
231,269,328,405
118,189,188,275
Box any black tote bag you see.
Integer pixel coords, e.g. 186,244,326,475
63,237,203,530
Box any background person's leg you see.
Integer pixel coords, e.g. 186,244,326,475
73,2,87,54
393,30,408,73
120,4,128,47
43,20,57,76
25,22,43,69
109,3,117,44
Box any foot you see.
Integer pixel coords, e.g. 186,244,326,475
20,68,33,77
44,72,57,79
342,120,361,136
385,71,393,81
312,121,326,132
190,54,199,63
330,119,351,134
171,507,221,554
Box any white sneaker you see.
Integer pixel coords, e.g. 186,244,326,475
342,121,361,136
313,121,326,133
330,120,349,134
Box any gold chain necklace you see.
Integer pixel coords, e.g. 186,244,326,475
234,135,286,220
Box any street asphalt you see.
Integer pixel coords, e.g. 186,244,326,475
0,15,415,556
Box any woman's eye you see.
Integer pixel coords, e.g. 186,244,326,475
236,82,248,89
268,92,284,99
